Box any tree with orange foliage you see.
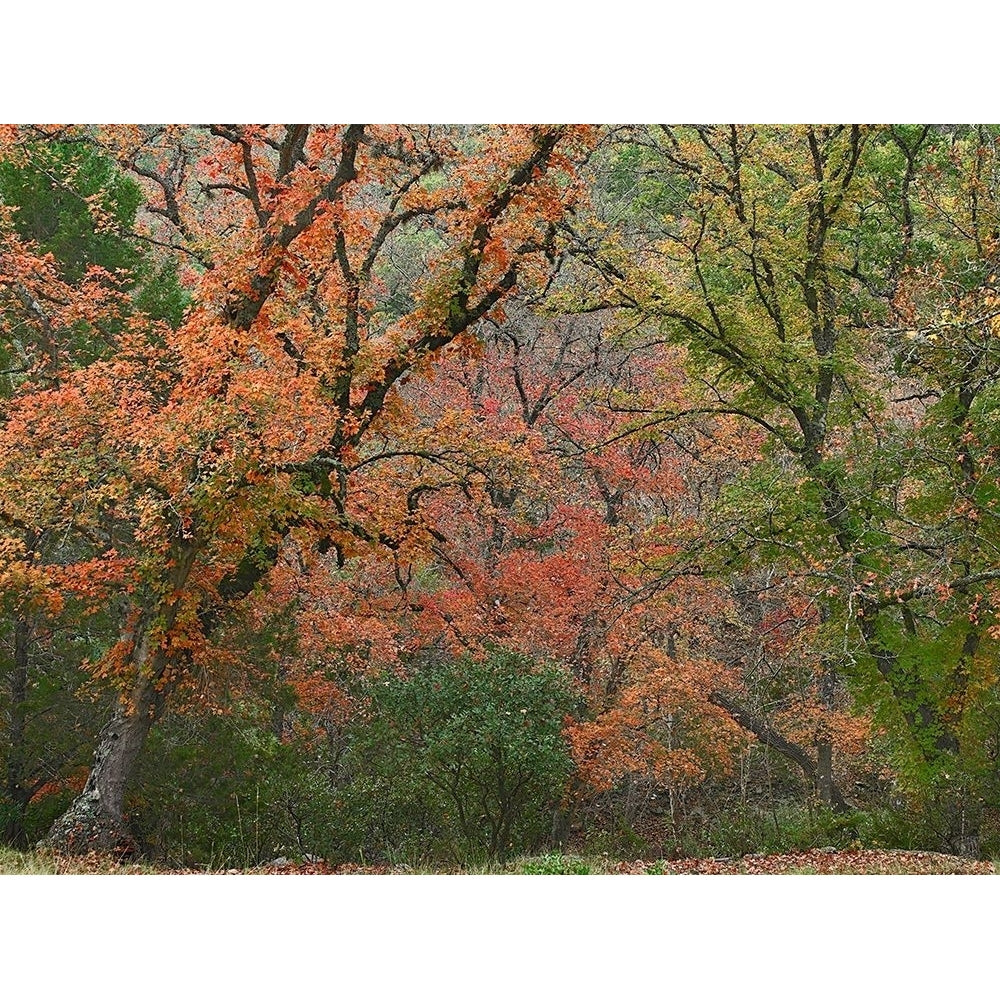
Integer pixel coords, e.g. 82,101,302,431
0,124,594,853
323,298,757,832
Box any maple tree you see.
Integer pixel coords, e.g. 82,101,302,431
0,124,594,853
351,300,757,833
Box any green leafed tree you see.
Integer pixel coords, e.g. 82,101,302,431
573,125,1000,854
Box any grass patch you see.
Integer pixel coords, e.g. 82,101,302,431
0,847,161,875
0,848,59,874
514,853,594,875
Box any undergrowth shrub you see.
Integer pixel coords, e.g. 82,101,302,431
339,649,577,863
132,712,339,868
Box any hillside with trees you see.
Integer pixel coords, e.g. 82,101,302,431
2,124,1000,870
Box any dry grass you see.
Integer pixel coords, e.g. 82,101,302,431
0,848,161,875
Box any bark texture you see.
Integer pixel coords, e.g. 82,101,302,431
40,670,165,855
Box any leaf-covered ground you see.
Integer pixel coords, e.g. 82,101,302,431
309,849,996,875
1,847,995,874
611,848,997,875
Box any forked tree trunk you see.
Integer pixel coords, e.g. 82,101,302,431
709,691,851,813
946,812,981,858
938,776,982,858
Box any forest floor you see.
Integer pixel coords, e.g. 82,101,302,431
1,846,996,874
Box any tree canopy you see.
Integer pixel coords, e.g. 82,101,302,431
3,124,1000,864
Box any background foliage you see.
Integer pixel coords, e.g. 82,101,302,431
3,124,1000,866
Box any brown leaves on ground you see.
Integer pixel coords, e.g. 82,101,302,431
8,847,995,875
254,849,997,874
615,848,996,875
253,860,387,875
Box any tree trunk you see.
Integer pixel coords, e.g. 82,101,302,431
815,740,834,807
815,658,836,808
938,781,982,858
710,690,851,813
40,666,166,855
41,538,197,855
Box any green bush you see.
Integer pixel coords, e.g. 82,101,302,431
516,853,592,874
849,796,987,854
341,649,578,863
